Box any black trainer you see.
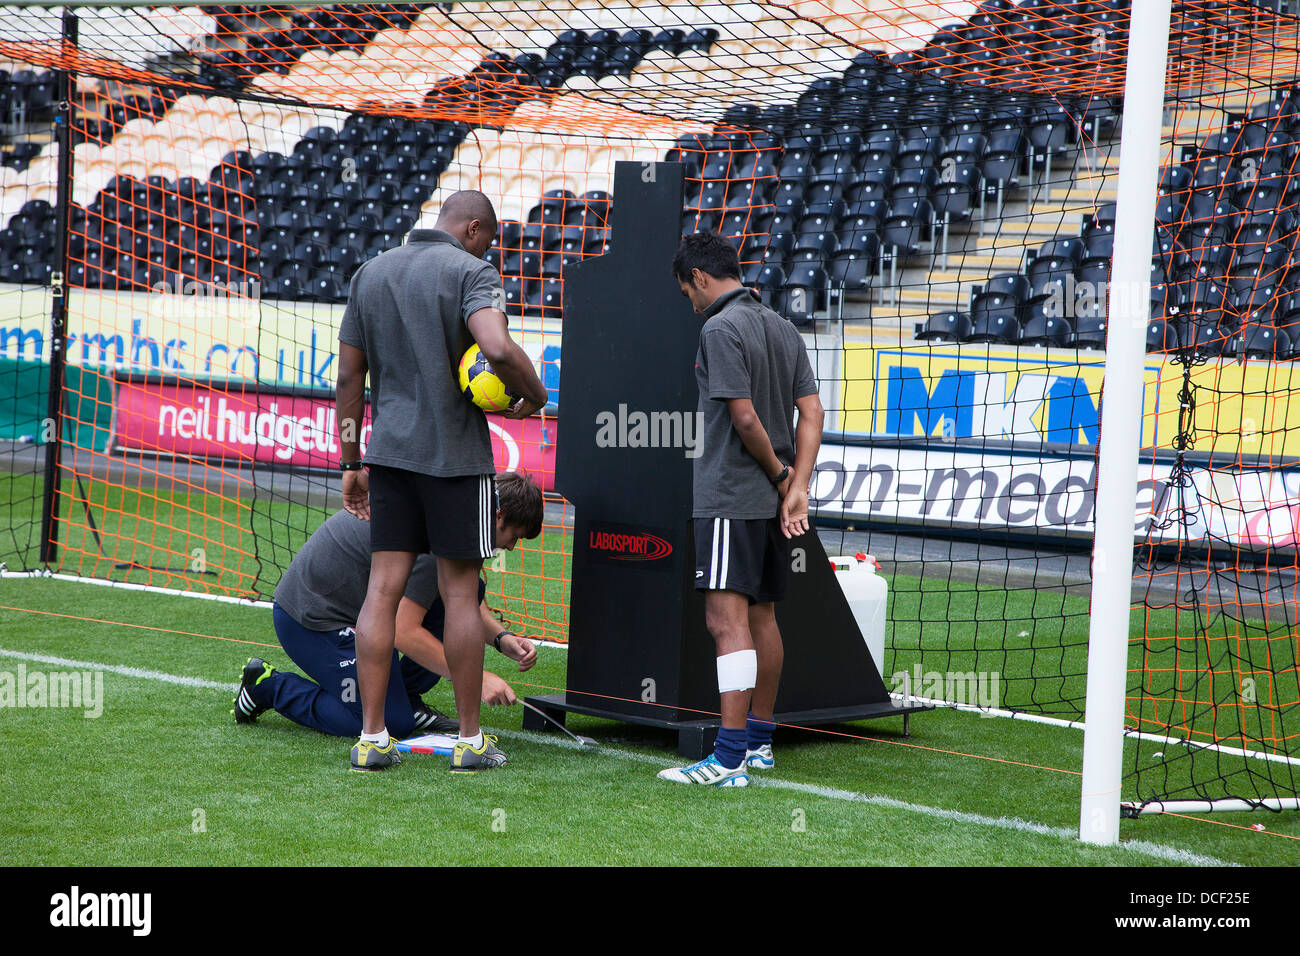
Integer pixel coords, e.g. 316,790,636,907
411,696,459,734
232,658,275,724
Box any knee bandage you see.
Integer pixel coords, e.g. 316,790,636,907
716,649,757,694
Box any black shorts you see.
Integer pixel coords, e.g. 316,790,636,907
368,465,496,560
693,516,790,604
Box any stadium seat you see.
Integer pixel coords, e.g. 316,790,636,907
771,181,805,213
892,166,939,198
969,297,1020,344
1071,313,1108,350
940,133,988,166
1020,300,1073,348
980,126,1026,201
982,273,1032,303
779,151,814,182
781,266,828,325
1158,163,1193,196
813,150,856,178
803,177,843,208
792,233,839,262
794,199,839,230
537,277,563,317
1192,318,1234,359
828,239,876,292
881,198,933,257
500,276,524,315
1177,273,1229,314
931,165,983,231
1231,322,1290,361
760,228,793,259
1028,253,1077,299
915,311,973,343
1146,315,1177,353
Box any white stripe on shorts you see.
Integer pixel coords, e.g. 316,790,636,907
480,475,492,558
709,518,720,589
719,518,730,590
709,518,732,590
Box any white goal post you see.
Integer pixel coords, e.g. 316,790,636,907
1078,0,1173,845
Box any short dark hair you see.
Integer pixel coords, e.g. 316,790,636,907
437,189,498,232
671,232,741,283
497,471,544,539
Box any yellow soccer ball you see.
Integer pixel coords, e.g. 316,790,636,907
458,344,516,412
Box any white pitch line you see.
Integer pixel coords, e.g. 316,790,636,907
6,576,1292,775
6,574,1290,771
0,647,238,693
888,692,1300,769
1,569,272,609
0,572,574,649
502,729,1235,867
0,646,1235,867
749,779,1234,867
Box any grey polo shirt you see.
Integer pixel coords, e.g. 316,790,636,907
693,286,818,520
338,229,500,477
273,510,440,631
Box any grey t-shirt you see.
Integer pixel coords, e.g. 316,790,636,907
693,287,818,519
338,229,500,477
273,510,440,631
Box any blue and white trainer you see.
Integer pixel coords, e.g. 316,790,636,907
745,745,774,770
657,754,749,787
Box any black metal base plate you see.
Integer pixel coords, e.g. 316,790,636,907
521,693,932,760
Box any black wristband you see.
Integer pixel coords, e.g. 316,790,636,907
339,459,363,472
770,464,790,485
494,630,509,652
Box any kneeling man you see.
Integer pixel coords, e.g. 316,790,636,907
233,472,542,753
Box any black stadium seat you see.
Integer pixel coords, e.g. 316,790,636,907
782,266,828,325
969,297,1019,343
916,311,972,343
828,231,878,292
983,273,1031,303
881,198,933,256
1020,301,1072,347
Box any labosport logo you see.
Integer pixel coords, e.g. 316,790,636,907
588,530,673,561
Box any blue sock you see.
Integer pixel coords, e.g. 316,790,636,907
746,712,775,751
712,726,746,770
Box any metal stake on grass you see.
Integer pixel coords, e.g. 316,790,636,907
520,700,599,749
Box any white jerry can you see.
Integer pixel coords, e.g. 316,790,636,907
828,553,887,673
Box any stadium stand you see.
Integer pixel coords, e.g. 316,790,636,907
920,79,1300,357
3,0,1299,349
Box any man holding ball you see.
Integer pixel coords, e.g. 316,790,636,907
335,190,549,773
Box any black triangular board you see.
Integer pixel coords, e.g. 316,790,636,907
555,160,891,723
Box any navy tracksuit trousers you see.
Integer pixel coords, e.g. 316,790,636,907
256,578,485,737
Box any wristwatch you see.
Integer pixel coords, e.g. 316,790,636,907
770,464,790,485
339,460,363,472
494,630,509,652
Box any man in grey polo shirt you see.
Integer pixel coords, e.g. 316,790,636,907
231,472,545,738
335,190,549,773
659,231,824,788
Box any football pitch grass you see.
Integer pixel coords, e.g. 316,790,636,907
3,576,1298,867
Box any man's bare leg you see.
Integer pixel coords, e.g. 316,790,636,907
747,601,783,722
705,589,754,729
437,555,486,738
355,550,418,735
